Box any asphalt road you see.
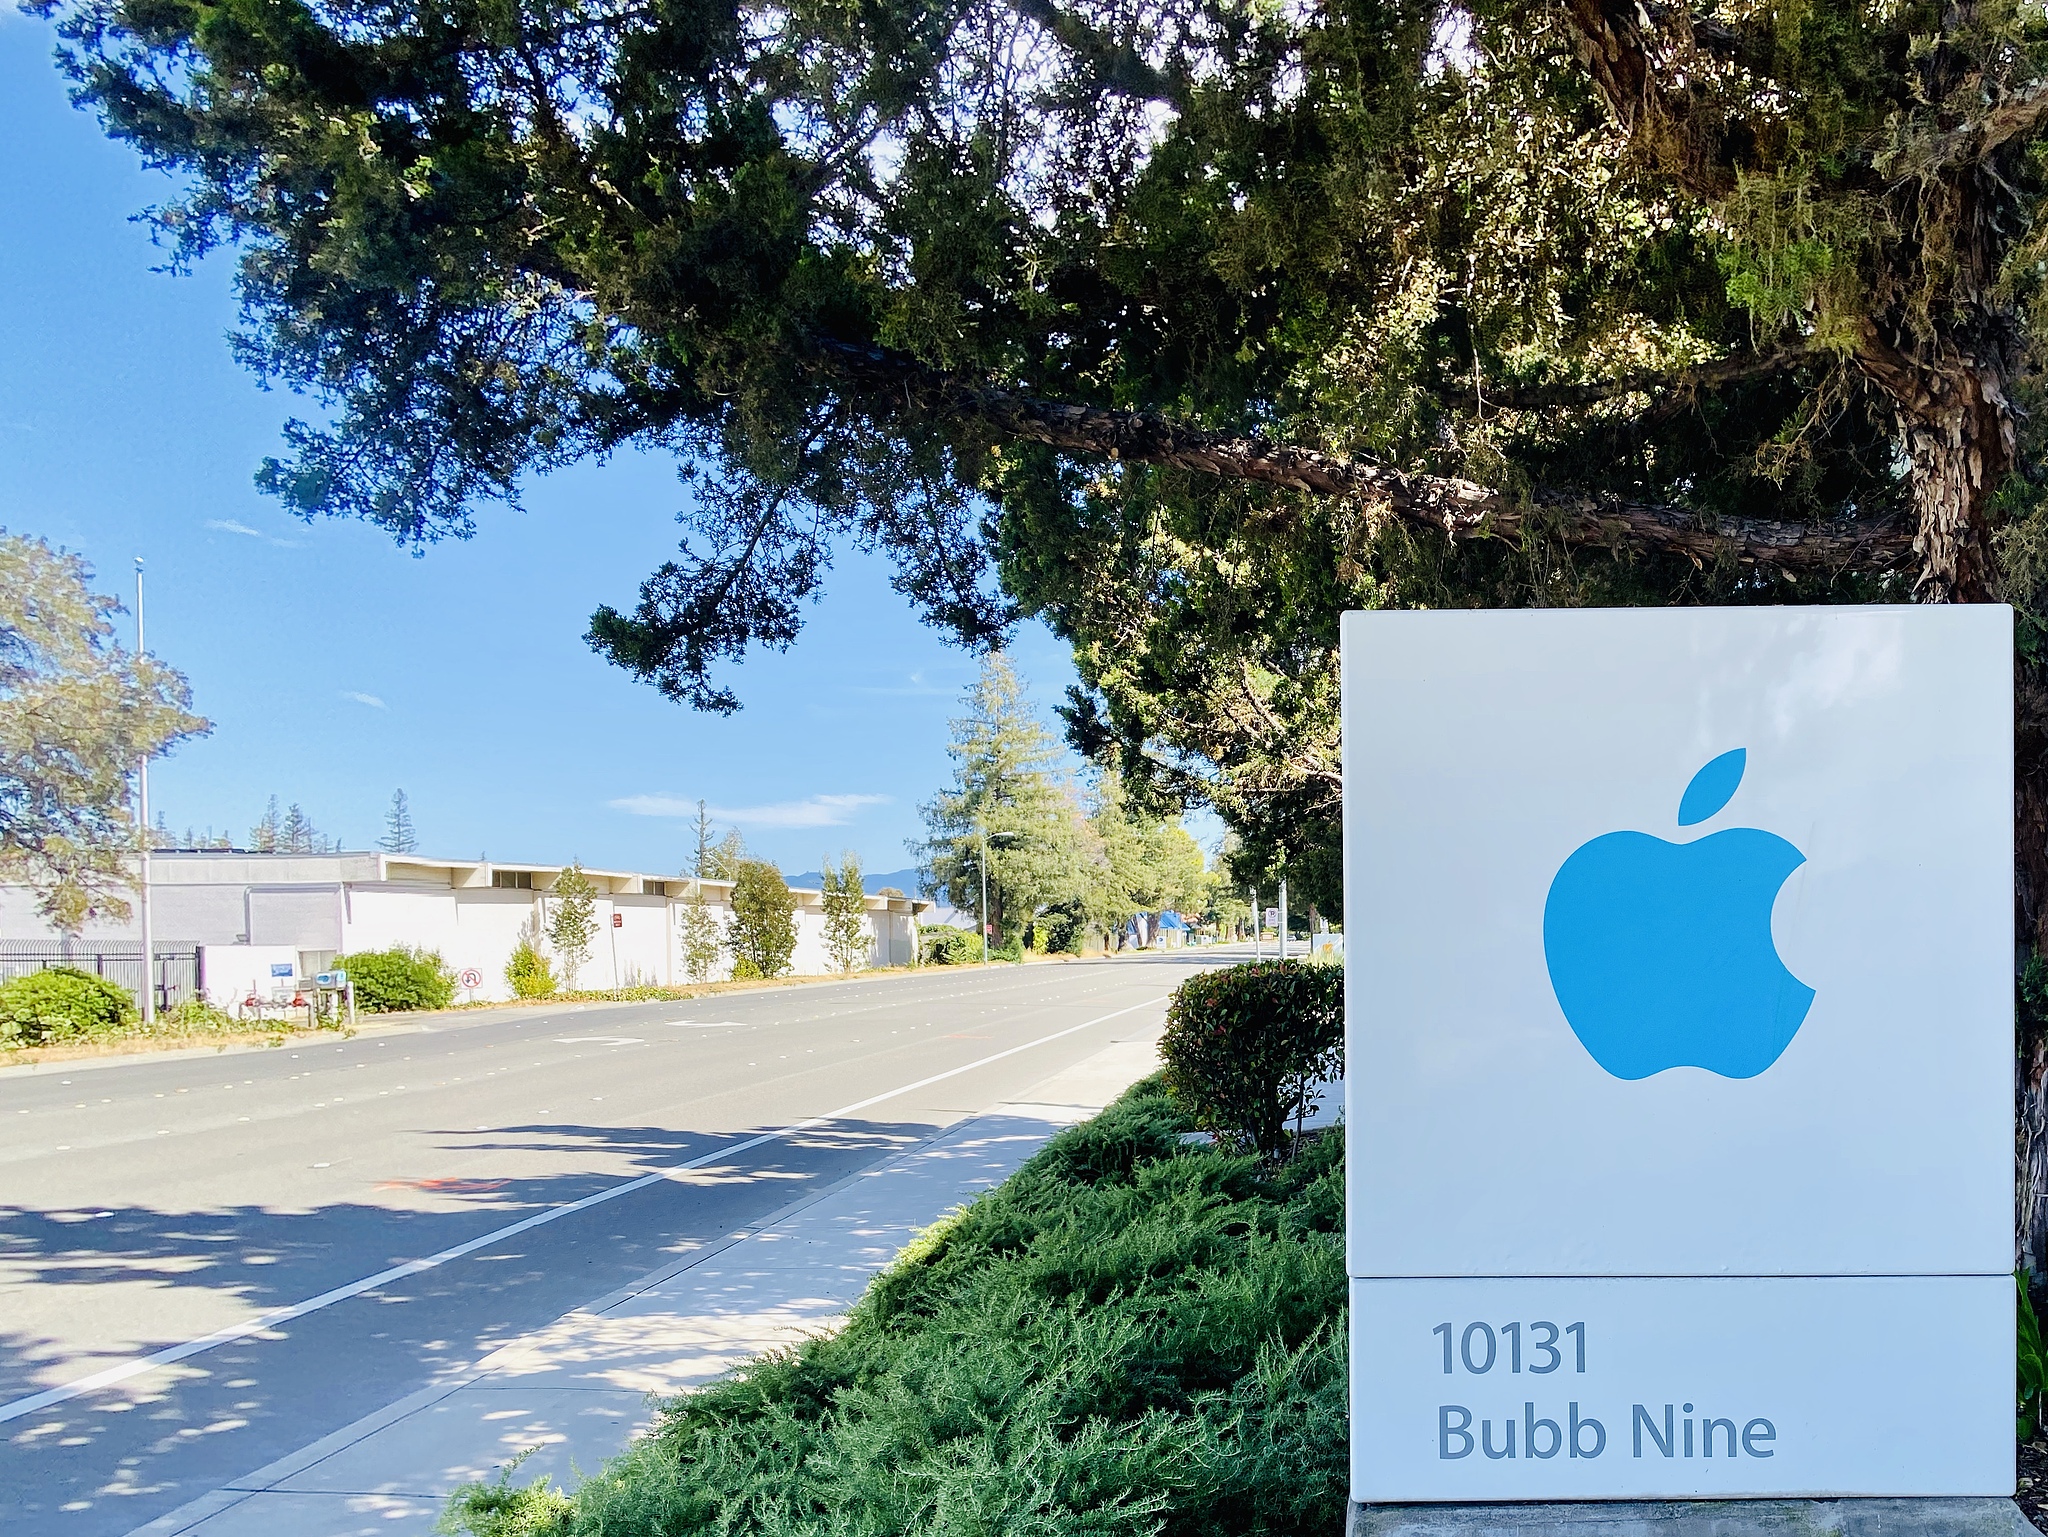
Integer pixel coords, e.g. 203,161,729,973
0,952,1227,1536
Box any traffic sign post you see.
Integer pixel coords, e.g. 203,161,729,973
1341,607,2015,1518
458,967,483,1002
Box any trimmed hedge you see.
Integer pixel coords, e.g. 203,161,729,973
0,967,137,1045
340,946,457,1013
444,1076,1348,1537
1160,960,1343,1157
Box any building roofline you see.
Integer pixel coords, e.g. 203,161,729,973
133,850,930,913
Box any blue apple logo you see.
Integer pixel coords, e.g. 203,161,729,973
1542,749,1815,1080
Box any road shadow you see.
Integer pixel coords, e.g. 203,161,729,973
0,1114,942,1405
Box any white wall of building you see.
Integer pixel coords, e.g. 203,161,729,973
197,945,302,1009
1,853,927,1004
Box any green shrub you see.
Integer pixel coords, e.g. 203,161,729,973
160,997,240,1032
1160,960,1343,1158
1038,905,1086,954
0,967,136,1045
730,956,762,980
505,940,556,999
340,946,457,1013
443,1075,1349,1537
920,924,977,964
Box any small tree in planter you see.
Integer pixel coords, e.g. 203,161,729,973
546,863,598,989
1159,960,1343,1158
821,854,869,972
730,860,797,977
679,882,723,982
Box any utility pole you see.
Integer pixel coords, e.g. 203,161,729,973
1278,875,1289,963
134,558,155,1026
979,814,990,966
1250,887,1260,960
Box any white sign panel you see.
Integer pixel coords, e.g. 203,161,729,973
1340,606,2013,1500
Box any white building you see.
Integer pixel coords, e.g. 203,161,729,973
0,851,928,1005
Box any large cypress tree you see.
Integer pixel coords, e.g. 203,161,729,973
33,0,2048,1250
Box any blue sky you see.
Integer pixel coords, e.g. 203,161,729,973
0,17,1094,879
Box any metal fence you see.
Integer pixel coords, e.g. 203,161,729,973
0,943,203,1012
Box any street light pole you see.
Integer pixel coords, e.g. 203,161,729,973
1250,886,1259,960
1278,876,1289,963
134,558,155,1026
979,815,989,966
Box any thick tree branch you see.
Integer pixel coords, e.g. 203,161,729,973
821,341,1912,572
1921,77,2048,170
1551,0,1738,198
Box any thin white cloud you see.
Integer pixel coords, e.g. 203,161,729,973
853,669,955,697
204,518,301,548
340,690,387,709
611,792,889,828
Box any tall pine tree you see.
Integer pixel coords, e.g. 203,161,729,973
918,656,1089,947
379,790,418,853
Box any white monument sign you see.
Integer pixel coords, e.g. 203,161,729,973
1341,606,2014,1501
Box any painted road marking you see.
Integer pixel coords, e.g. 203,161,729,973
0,993,1166,1424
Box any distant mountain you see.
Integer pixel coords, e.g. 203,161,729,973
788,864,928,897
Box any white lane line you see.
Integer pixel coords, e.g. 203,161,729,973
0,992,1167,1425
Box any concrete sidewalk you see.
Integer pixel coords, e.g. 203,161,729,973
128,1026,1166,1537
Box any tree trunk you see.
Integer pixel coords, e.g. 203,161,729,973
1895,380,2012,603
2017,669,2048,1272
1869,337,2036,1261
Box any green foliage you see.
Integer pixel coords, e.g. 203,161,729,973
920,924,978,965
730,956,762,981
1088,767,1210,938
2022,954,2048,1054
678,883,723,982
728,861,797,977
505,939,556,999
1161,962,1345,1158
1037,904,1087,954
0,966,136,1044
699,827,746,881
442,1077,1348,1537
342,946,457,1013
545,864,598,988
43,0,2037,945
439,1471,574,1537
158,996,278,1036
920,654,1093,945
820,853,869,972
0,531,209,931
2023,1271,2047,1440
